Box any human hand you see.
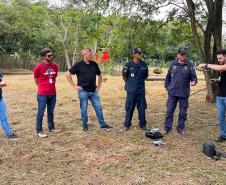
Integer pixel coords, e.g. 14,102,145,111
77,86,83,91
190,81,196,86
0,80,7,87
196,63,208,71
96,86,100,92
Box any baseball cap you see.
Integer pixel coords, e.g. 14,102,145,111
178,47,187,54
133,47,142,54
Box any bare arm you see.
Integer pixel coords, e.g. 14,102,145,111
65,71,78,90
0,80,7,88
34,78,38,86
96,73,102,92
123,76,127,81
197,63,226,71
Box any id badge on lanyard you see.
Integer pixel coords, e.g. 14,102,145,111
49,78,53,84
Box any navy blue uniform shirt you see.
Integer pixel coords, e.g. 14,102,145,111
165,59,197,97
122,60,149,93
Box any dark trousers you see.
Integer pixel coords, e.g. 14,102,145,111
36,95,56,133
164,95,189,132
124,92,147,128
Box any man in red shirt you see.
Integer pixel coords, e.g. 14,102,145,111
34,48,58,138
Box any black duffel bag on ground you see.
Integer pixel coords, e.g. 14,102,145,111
145,128,163,139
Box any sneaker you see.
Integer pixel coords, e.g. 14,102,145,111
215,136,226,142
177,130,185,135
37,132,48,138
101,124,113,130
49,129,60,133
163,130,170,135
7,133,18,140
139,125,147,131
123,126,130,131
83,127,88,132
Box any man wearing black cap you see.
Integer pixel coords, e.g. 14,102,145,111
122,47,149,131
164,48,197,135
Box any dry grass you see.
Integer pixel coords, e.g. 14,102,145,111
0,72,225,185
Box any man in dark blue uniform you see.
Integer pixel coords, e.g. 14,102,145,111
122,47,149,131
164,48,197,135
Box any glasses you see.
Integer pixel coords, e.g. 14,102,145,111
46,54,53,58
136,52,142,55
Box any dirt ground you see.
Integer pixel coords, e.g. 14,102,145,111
0,72,225,185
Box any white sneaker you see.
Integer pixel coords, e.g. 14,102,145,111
37,132,48,138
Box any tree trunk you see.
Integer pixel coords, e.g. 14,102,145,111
72,47,78,64
60,16,71,70
62,42,71,70
186,0,205,63
186,0,223,102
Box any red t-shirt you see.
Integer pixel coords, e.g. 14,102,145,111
34,61,58,96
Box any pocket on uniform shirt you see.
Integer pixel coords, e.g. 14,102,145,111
129,68,136,77
140,68,147,74
182,70,190,79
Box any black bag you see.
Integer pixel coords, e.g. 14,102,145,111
145,128,163,139
202,140,225,160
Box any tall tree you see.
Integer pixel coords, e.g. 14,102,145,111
103,0,224,102
166,0,223,102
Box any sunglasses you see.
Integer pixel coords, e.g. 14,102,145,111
46,54,53,58
136,52,142,55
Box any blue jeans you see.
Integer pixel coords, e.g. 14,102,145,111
0,98,13,135
216,96,226,138
78,90,105,128
36,95,56,133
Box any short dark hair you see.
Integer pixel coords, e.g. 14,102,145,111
216,49,226,56
40,48,52,57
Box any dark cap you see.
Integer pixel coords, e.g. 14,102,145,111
178,47,187,54
133,47,142,54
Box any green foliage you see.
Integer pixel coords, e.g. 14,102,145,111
0,0,199,70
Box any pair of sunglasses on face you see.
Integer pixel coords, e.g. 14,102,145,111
46,54,53,58
135,52,142,55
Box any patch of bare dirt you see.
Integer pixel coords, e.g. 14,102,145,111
0,73,225,185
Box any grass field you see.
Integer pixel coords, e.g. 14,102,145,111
0,72,225,185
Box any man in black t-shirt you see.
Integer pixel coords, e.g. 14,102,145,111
66,48,112,132
197,49,226,142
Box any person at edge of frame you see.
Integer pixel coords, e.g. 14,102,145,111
197,49,226,142
122,47,149,131
0,73,17,140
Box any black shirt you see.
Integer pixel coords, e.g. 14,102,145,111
218,71,226,97
69,60,101,92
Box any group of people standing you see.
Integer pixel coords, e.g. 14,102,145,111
0,47,226,143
